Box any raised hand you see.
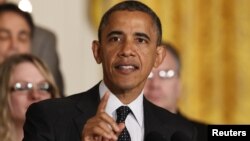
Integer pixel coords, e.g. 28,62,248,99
81,92,125,141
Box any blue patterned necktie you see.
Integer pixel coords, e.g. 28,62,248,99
116,106,131,141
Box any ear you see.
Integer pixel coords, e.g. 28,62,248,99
153,45,166,68
92,40,102,64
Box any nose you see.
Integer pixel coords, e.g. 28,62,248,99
9,37,19,51
118,40,135,57
29,89,42,100
148,75,160,89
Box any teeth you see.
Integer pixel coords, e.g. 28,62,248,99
119,65,135,69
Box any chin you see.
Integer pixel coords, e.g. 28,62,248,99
147,93,162,100
118,83,135,90
114,81,137,91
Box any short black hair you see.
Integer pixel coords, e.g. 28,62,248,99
98,1,162,45
0,3,34,37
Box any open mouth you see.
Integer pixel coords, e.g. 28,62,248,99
115,65,139,70
114,63,139,74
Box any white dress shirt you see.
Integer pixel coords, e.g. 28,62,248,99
99,81,144,141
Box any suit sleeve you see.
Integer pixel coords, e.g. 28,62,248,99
23,103,55,141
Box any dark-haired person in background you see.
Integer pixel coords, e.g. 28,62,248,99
0,3,33,63
0,2,64,96
144,42,207,141
23,1,197,141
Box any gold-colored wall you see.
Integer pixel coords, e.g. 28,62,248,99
89,0,250,124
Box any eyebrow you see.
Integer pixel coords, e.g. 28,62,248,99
19,30,31,35
0,29,31,37
107,31,123,38
107,31,150,39
0,28,9,33
134,32,150,41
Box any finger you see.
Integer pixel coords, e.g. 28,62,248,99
93,136,103,141
118,123,125,131
97,136,102,141
97,119,114,134
92,126,117,140
98,112,120,132
94,136,99,140
97,91,110,113
86,113,118,140
96,116,119,140
82,117,113,141
116,123,126,137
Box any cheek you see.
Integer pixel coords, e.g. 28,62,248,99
102,50,115,69
0,43,9,54
163,81,179,95
142,51,156,68
10,94,26,104
40,94,52,100
19,43,30,53
9,95,28,115
0,41,9,48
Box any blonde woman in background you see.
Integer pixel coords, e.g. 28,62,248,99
0,54,60,141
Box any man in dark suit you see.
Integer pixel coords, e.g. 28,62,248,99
23,1,197,141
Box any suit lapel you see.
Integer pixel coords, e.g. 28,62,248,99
71,86,167,139
73,83,101,136
144,97,165,135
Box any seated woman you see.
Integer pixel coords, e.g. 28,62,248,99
0,54,60,141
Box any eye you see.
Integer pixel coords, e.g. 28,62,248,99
136,37,148,44
0,31,10,41
109,36,121,42
18,32,30,43
159,70,176,79
38,82,51,92
10,82,29,91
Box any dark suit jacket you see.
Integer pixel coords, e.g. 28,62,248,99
23,83,197,141
177,112,207,141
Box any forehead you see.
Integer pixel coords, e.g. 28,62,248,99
108,10,153,20
103,10,157,35
0,11,30,30
10,62,44,83
155,51,177,70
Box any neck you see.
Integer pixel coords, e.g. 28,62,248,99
104,81,145,105
166,106,178,114
115,91,142,104
14,121,24,141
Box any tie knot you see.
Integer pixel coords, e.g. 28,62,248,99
116,106,131,123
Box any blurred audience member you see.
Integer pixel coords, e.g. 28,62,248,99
32,26,64,97
0,3,64,96
144,42,181,113
144,42,207,141
0,54,60,141
0,2,33,63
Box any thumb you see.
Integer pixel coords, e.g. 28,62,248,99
116,123,125,136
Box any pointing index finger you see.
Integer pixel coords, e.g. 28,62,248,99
97,91,110,113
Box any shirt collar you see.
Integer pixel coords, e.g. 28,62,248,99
99,81,144,127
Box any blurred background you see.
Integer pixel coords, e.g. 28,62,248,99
7,0,250,124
